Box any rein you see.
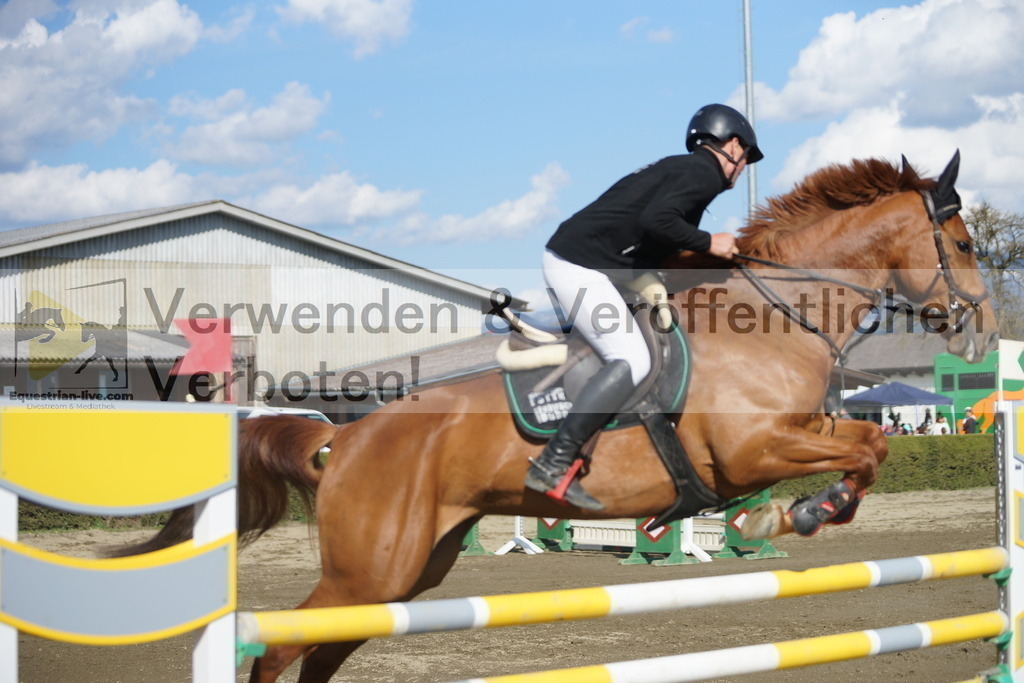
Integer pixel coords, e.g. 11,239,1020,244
730,255,873,411
731,189,987,357
732,254,897,361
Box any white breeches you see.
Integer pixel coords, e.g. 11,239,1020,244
542,250,651,386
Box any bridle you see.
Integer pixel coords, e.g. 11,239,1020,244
920,190,987,335
732,190,987,358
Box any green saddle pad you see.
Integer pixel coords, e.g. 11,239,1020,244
502,324,691,440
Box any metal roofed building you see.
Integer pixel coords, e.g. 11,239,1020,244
271,332,505,418
1,201,520,406
841,330,950,391
831,329,951,426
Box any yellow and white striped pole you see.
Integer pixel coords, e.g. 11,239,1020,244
452,611,1008,683
237,547,1007,647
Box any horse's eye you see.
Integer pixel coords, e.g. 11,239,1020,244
955,240,972,254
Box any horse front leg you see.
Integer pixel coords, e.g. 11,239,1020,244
739,418,888,540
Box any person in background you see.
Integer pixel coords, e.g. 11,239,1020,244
928,415,950,435
961,408,978,434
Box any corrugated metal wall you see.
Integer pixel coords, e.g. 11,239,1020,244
0,213,485,390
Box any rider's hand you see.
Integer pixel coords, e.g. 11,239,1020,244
707,232,739,260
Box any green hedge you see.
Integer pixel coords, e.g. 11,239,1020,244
18,435,996,532
17,492,313,534
770,434,995,499
18,450,326,533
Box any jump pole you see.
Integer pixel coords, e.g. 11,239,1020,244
237,546,1008,646
450,611,1009,683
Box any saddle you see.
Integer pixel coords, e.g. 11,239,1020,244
497,273,726,528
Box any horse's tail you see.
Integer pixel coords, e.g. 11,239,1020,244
235,414,337,544
107,414,339,557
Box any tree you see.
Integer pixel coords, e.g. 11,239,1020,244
963,201,1024,340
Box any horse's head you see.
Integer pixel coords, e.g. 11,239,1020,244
890,151,998,363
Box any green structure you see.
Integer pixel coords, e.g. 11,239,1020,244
531,518,573,551
934,339,1024,433
713,489,788,560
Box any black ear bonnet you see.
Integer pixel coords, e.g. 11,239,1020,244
930,149,962,225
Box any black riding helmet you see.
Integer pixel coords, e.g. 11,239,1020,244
686,103,764,164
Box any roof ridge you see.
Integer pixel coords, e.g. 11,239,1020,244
0,200,221,249
0,201,525,309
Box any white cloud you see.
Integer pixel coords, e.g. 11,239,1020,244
0,0,56,41
167,82,330,166
278,0,412,57
515,287,555,314
245,171,423,225
620,17,647,38
169,89,249,119
645,28,674,43
0,160,200,222
0,0,203,169
0,159,422,227
773,94,1024,212
102,0,203,59
0,161,571,243
382,163,569,245
722,215,745,234
748,0,1024,126
620,16,673,43
204,6,254,42
741,0,1024,214
248,163,568,238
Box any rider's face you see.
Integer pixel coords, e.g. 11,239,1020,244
721,138,748,187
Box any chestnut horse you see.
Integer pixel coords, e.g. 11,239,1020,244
126,154,997,681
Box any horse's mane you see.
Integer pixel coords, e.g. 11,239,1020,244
736,158,934,260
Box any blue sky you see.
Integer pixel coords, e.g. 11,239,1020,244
1,0,1022,306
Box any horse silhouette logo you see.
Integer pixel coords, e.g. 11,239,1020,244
16,302,66,344
75,308,127,383
14,281,127,388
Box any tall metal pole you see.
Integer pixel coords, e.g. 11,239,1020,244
742,0,757,219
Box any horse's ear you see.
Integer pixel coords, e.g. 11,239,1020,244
900,154,920,181
930,149,962,224
936,149,960,195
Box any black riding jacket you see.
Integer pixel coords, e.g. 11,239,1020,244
546,147,729,276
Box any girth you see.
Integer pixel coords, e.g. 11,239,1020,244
637,402,726,530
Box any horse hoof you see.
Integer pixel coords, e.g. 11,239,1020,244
740,503,786,540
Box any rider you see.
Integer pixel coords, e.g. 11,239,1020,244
525,103,763,510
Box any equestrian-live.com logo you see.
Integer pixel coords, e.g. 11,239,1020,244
9,279,128,394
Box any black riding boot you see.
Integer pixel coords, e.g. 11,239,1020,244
524,359,635,511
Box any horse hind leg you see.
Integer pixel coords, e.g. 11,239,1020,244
252,517,481,683
248,580,368,683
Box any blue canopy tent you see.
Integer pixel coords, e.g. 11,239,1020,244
844,381,953,432
843,381,952,407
